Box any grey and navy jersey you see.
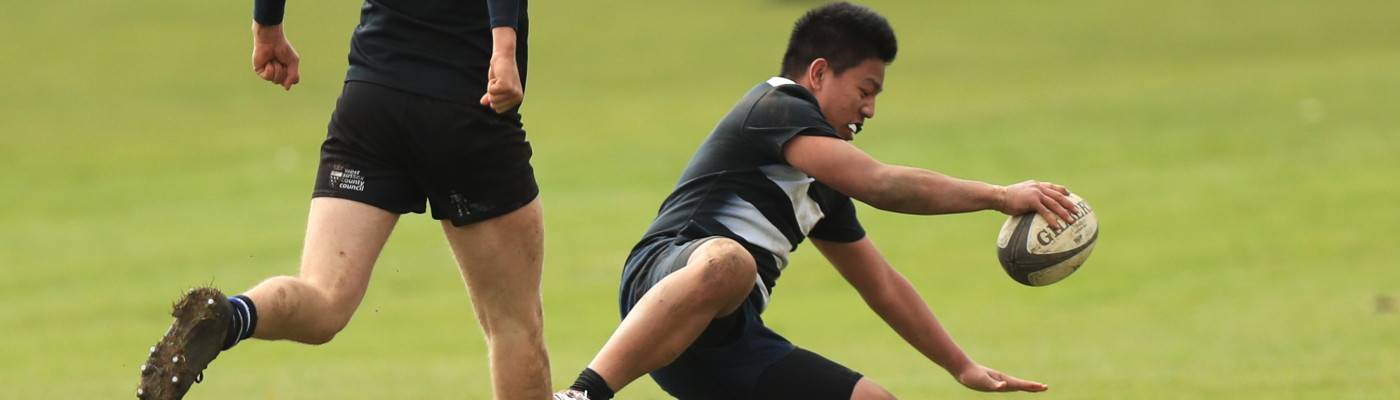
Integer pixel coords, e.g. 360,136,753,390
630,77,867,298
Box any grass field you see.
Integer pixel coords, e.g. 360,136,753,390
3,0,1398,398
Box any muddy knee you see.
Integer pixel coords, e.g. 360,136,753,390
688,239,758,308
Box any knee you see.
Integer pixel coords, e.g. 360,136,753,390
690,239,757,295
257,276,355,345
851,377,896,400
303,294,357,345
475,298,546,339
293,300,352,345
300,318,350,345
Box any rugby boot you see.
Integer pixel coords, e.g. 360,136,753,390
136,287,232,399
553,390,592,400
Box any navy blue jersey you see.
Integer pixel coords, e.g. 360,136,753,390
630,77,867,297
345,0,528,119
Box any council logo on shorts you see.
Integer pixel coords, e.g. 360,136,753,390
328,163,366,192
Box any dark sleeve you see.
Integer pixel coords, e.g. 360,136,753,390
253,0,287,26
742,85,841,162
808,185,866,243
486,0,521,29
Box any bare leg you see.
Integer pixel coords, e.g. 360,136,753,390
243,197,399,344
441,198,551,400
585,238,757,392
851,377,897,400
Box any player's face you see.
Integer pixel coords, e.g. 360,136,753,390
816,58,885,140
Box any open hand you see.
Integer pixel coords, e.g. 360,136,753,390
998,180,1078,227
955,362,1048,393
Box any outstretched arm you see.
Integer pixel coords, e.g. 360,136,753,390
812,236,1049,393
250,0,299,90
783,135,1077,225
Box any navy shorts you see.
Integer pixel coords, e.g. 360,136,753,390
313,81,538,227
619,236,863,400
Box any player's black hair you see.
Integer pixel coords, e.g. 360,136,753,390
780,2,898,80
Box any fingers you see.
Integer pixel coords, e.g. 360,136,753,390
282,64,300,90
958,363,1049,393
270,63,286,85
251,38,300,90
1030,181,1078,227
1045,181,1069,196
256,61,280,83
984,369,1048,393
254,60,300,90
480,53,522,113
1038,194,1074,228
996,375,1049,392
481,84,523,113
1034,204,1062,228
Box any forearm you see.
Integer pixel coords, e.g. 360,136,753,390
252,22,286,42
820,238,977,376
490,26,518,58
864,165,1005,215
863,271,975,374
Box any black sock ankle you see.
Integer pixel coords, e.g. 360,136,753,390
223,295,258,350
569,368,615,400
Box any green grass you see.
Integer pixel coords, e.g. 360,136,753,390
3,0,1398,398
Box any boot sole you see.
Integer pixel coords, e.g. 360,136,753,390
136,287,230,400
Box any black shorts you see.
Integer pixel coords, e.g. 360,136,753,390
619,236,863,400
313,81,538,226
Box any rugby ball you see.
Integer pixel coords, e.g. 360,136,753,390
996,193,1097,286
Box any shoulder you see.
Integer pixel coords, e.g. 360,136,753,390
753,78,819,110
742,78,834,135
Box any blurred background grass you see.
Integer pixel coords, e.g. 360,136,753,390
1,0,1397,398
